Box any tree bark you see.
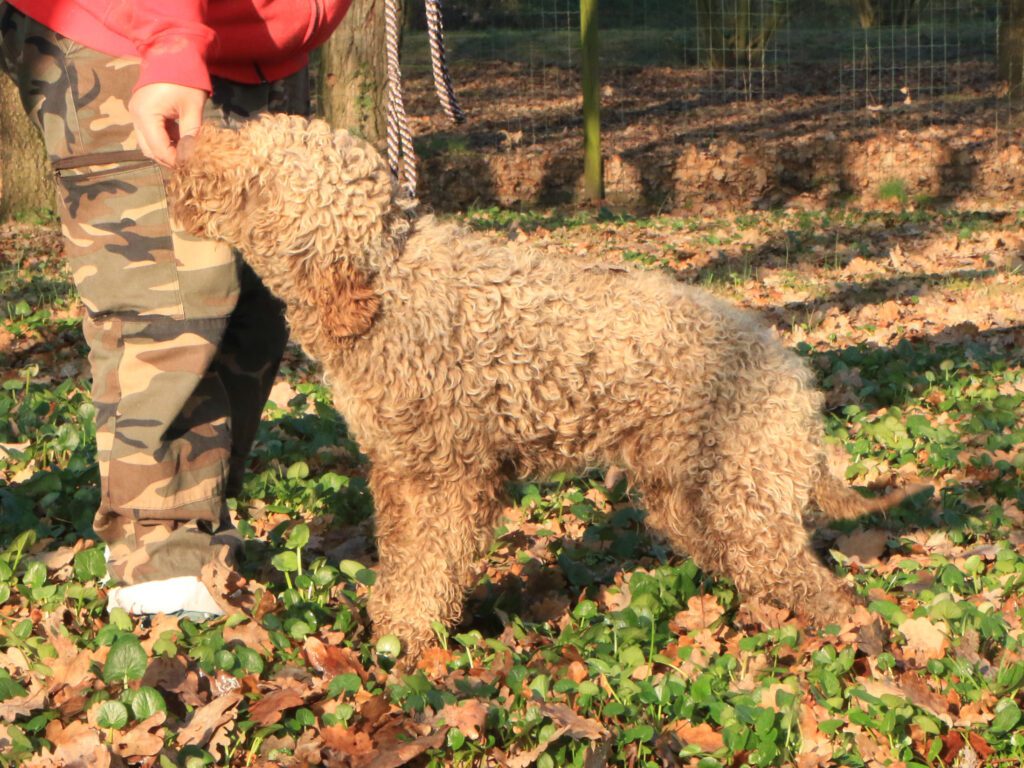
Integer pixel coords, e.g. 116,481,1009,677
1001,0,1024,94
318,0,393,145
0,73,53,221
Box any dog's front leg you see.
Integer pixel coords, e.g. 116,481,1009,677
366,466,504,662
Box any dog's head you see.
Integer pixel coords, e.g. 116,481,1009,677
170,114,407,340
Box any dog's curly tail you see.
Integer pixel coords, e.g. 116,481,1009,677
810,469,931,522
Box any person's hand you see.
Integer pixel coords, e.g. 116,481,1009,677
129,83,207,167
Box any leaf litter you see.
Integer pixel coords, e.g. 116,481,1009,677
1,205,1023,766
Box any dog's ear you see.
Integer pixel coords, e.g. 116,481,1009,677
309,260,380,340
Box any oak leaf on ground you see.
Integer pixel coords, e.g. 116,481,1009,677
176,692,243,749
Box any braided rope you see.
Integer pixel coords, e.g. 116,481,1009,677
384,0,465,198
425,0,465,123
384,0,416,197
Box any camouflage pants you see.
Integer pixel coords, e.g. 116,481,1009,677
0,4,306,584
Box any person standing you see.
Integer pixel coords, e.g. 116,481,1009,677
0,0,353,615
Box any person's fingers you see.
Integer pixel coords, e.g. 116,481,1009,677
176,134,197,165
129,83,208,168
135,112,176,167
177,98,204,142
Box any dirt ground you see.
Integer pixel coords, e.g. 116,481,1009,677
404,58,1024,214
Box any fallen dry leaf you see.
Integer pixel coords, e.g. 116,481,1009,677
113,712,166,759
293,729,324,765
797,696,835,767
177,692,243,749
506,725,570,768
223,618,274,656
665,720,725,751
0,647,31,676
199,545,251,615
835,529,889,565
359,725,448,768
670,593,726,633
0,682,48,722
26,720,111,768
759,681,800,711
735,596,792,629
415,646,455,677
566,660,589,683
435,699,489,740
304,636,368,681
29,540,89,580
896,671,953,725
539,702,608,740
322,724,375,756
853,724,895,765
140,613,184,655
248,685,306,725
0,441,29,459
143,655,204,707
898,617,951,665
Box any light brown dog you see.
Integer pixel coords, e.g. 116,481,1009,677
171,114,920,658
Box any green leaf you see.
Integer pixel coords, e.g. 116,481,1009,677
447,727,466,750
572,599,598,621
622,724,654,743
868,599,907,626
103,636,149,685
271,551,299,573
74,546,109,582
339,559,365,579
327,673,363,699
913,715,941,735
96,700,129,730
129,687,167,720
109,608,134,632
990,699,1021,733
339,559,376,585
0,669,28,701
286,461,310,480
286,619,313,640
285,523,310,551
235,646,265,675
21,560,47,589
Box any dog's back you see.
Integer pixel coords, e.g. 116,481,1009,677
356,218,823,485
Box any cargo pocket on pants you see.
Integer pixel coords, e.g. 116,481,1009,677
55,154,185,320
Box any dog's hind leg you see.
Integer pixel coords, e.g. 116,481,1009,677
366,466,504,660
697,460,862,628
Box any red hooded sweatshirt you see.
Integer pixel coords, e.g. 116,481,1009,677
9,0,352,94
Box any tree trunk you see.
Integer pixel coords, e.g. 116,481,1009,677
318,0,392,145
1001,0,1024,95
0,73,53,221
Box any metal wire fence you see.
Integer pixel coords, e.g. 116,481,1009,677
403,0,1010,128
397,0,1022,210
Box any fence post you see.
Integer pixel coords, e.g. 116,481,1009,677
580,0,603,201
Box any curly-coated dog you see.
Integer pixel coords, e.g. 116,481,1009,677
170,114,920,658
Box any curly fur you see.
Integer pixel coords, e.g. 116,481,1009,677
171,114,921,657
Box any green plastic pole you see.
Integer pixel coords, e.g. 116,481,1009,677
580,0,603,202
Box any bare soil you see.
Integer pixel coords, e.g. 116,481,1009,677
405,59,1024,214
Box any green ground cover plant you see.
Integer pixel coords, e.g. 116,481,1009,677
0,206,1022,767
